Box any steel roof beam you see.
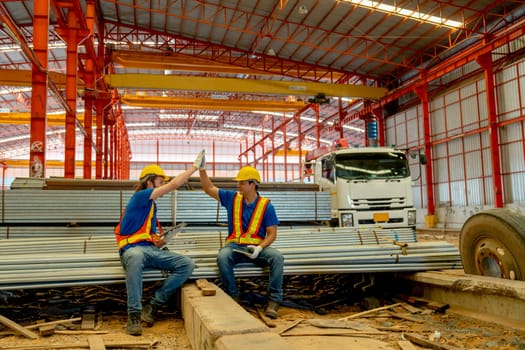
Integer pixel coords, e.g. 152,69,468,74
120,95,307,112
105,74,387,100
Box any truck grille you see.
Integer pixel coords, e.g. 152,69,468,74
352,197,406,210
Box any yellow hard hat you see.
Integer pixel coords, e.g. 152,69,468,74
233,166,261,183
140,164,169,181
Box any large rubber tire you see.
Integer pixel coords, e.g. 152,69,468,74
460,209,525,280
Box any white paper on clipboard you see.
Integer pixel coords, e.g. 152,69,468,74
162,222,188,243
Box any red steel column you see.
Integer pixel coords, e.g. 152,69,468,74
415,84,435,216
297,112,303,181
109,124,115,179
477,53,504,208
82,0,96,179
29,1,49,178
57,11,89,178
282,114,288,182
271,117,276,181
104,119,109,178
94,100,105,178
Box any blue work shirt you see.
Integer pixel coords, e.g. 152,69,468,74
218,189,279,238
119,188,159,236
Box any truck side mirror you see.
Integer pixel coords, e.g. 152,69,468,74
419,154,427,165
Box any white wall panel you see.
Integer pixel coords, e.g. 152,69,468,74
464,150,483,178
500,121,523,142
460,95,481,131
501,142,525,172
463,133,481,152
430,101,446,136
482,147,493,176
395,113,408,146
465,178,484,206
497,78,520,121
504,173,525,202
445,99,462,132
405,106,420,147
437,183,450,205
449,153,465,182
450,181,467,207
447,138,463,155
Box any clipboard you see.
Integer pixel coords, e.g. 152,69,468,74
162,222,188,243
233,246,254,257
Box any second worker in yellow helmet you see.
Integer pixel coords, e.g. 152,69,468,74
199,161,284,319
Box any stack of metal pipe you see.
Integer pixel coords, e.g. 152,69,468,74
0,226,462,290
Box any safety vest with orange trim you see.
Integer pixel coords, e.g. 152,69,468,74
225,193,269,245
114,203,162,253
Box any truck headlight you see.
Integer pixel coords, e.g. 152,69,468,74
341,213,354,227
407,210,416,226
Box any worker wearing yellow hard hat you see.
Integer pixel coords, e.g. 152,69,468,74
115,150,205,336
232,165,262,183
199,156,284,319
139,164,170,182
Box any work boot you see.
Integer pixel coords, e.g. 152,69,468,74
126,312,142,336
264,300,279,319
141,303,158,327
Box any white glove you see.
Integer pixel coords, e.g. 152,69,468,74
193,149,205,169
199,154,206,170
246,245,263,259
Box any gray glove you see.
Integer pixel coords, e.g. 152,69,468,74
193,149,205,169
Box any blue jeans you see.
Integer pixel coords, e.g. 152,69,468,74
217,243,284,303
120,245,195,314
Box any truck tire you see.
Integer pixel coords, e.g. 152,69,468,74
459,209,525,280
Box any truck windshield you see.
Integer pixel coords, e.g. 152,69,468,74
335,152,409,180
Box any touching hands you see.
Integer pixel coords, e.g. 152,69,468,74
246,245,263,259
193,149,205,170
200,154,206,170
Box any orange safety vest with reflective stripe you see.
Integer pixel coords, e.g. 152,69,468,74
225,193,269,245
114,203,162,252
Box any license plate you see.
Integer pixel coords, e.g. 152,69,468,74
373,213,389,222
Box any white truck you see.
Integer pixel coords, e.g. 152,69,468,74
304,143,417,228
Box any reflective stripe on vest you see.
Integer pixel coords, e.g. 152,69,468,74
226,193,269,245
115,203,157,251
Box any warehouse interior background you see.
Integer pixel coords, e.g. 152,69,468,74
2,1,525,228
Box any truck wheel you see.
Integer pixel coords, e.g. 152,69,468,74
460,209,525,280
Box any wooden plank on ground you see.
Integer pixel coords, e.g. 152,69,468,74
337,302,402,321
398,340,418,350
406,296,450,313
88,335,106,350
0,339,155,349
404,333,464,350
38,324,55,337
26,317,82,330
81,312,96,330
0,313,39,339
195,279,216,296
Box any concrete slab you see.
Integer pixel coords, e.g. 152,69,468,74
215,332,295,350
401,270,525,327
181,282,268,350
282,336,396,350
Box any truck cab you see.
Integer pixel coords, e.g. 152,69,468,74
305,146,416,228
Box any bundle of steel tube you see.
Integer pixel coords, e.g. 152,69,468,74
0,226,462,290
0,190,331,224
